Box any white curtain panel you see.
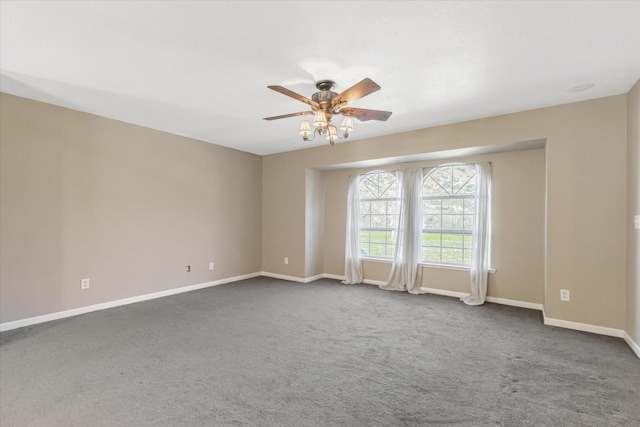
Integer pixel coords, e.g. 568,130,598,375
343,174,364,285
381,168,425,294
462,162,492,305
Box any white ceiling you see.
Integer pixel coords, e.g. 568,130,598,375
1,1,639,156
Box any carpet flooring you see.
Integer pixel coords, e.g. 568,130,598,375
1,277,638,426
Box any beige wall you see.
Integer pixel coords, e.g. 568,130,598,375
305,168,325,277
627,80,640,344
262,153,305,277
2,89,633,335
322,148,546,304
263,95,628,329
0,93,262,323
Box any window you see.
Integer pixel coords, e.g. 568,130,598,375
359,170,399,259
422,164,477,266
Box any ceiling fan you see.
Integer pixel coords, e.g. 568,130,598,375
263,78,392,145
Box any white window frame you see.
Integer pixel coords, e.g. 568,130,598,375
358,170,399,260
421,163,477,267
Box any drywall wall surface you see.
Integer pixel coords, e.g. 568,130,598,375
262,153,306,278
305,168,325,277
0,93,262,323
543,97,627,329
323,149,546,304
627,79,640,344
263,95,627,329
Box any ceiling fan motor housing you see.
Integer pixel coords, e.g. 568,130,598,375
312,80,339,110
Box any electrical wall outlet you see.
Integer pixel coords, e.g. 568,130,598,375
81,278,90,290
284,257,288,265
560,289,570,302
209,262,214,271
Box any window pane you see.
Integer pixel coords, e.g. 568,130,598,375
360,214,370,228
443,199,463,214
463,235,473,249
423,247,441,263
423,176,450,196
369,244,386,257
360,230,370,242
423,199,441,214
424,215,441,229
387,214,397,228
463,215,474,231
442,215,463,230
464,250,472,265
371,215,386,228
427,168,453,195
378,174,398,198
385,231,394,244
387,245,396,258
442,248,464,264
360,201,371,214
359,184,375,199
423,233,441,247
464,198,475,213
370,231,386,243
360,171,398,199
453,165,476,195
371,201,386,214
360,243,369,257
442,234,463,248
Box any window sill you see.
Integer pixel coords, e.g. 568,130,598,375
362,257,495,273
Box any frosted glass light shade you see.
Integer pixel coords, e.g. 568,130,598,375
326,125,338,143
299,120,311,137
340,116,353,133
313,111,328,129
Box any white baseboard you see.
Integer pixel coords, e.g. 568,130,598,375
320,273,386,287
5,271,637,359
363,279,386,286
542,309,625,338
420,287,467,299
320,277,543,310
304,274,325,283
0,272,261,332
485,296,543,311
623,332,640,358
322,274,345,281
260,271,306,282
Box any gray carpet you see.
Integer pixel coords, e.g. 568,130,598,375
1,277,638,427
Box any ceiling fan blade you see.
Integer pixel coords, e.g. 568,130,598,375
332,78,381,106
340,108,392,122
263,111,314,121
267,85,319,108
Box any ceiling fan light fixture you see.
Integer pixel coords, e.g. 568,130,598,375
313,110,328,129
299,120,312,139
340,116,353,133
263,78,391,146
327,125,338,145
